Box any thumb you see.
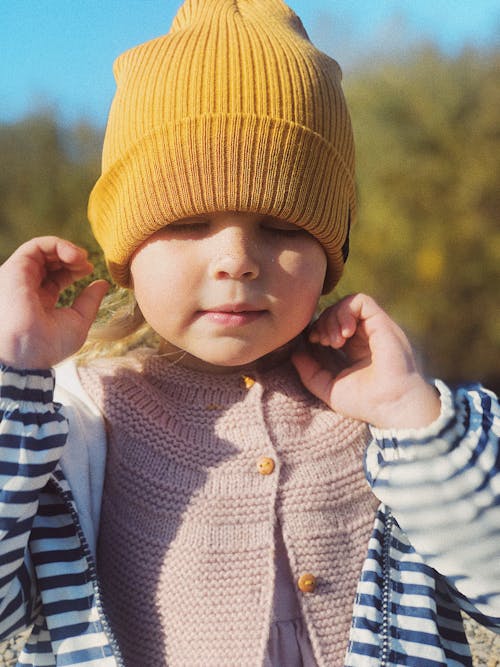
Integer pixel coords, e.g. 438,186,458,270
292,349,336,406
70,280,109,330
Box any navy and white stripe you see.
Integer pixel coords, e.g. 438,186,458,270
1,366,499,666
0,366,120,666
366,380,500,628
347,508,475,666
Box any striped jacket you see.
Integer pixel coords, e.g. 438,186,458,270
0,362,499,666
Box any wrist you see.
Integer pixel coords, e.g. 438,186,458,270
0,336,50,371
0,339,59,370
371,377,442,430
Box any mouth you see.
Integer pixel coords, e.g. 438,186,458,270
198,304,267,326
207,303,264,313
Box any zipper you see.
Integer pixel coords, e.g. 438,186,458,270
380,508,393,667
50,477,125,667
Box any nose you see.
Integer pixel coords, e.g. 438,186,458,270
210,226,260,281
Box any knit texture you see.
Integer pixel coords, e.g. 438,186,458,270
88,0,355,290
79,351,377,666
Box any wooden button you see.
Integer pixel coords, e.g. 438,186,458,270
297,573,317,593
257,456,275,475
241,375,256,389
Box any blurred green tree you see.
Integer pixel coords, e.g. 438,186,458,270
0,109,108,301
0,109,102,262
340,46,500,389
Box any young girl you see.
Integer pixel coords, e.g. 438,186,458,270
1,1,499,665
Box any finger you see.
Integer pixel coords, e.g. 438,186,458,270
13,236,87,264
337,293,390,337
1,239,99,331
41,262,96,295
308,320,322,344
337,308,357,339
47,240,93,276
41,243,96,300
310,306,345,348
9,237,94,288
319,293,387,343
309,308,332,344
70,280,110,329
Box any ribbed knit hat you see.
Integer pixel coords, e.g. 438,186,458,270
88,0,356,289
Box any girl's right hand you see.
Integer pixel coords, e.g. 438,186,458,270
0,236,109,369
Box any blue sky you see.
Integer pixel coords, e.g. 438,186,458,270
1,0,499,126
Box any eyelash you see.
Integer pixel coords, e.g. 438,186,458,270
167,221,208,232
262,225,305,237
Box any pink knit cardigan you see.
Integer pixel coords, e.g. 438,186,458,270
79,351,378,666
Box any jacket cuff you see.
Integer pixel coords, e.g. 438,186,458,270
0,365,56,410
367,380,460,465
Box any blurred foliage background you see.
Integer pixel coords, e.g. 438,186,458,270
0,46,499,390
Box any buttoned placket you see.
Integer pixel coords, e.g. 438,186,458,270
243,372,319,604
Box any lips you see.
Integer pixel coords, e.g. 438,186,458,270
205,303,264,313
198,304,267,327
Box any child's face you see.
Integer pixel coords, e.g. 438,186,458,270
130,212,327,371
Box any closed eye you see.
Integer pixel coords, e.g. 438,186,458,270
261,222,308,237
166,219,210,234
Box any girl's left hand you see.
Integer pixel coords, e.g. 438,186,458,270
292,293,441,430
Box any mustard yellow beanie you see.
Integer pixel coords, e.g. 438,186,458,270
88,0,356,289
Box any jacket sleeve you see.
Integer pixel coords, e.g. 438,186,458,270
0,365,68,640
365,380,500,629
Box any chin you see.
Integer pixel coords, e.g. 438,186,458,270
195,344,270,369
203,352,262,368
195,339,296,372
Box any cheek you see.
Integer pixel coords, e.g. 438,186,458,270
278,243,327,290
275,247,326,329
306,250,328,286
132,241,191,289
130,247,183,317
